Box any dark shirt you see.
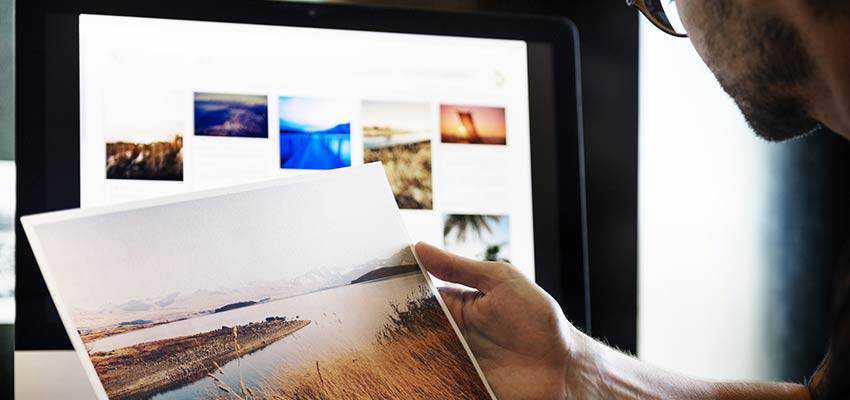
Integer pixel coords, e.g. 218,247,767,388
810,241,850,399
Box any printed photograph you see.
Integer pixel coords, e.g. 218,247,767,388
27,165,491,400
363,101,432,209
194,93,268,138
104,89,184,181
280,97,351,170
443,214,510,262
440,105,507,145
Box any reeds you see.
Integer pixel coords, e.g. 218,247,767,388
213,285,489,400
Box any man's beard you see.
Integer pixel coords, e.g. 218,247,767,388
720,77,821,142
704,5,822,141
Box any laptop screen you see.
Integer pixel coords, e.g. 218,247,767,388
78,14,536,278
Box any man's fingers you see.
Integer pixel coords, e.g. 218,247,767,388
414,242,510,293
436,286,469,331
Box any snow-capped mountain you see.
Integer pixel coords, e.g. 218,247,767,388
74,246,417,331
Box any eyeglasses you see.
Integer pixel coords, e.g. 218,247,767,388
627,0,688,38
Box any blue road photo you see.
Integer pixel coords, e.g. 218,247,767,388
279,97,351,170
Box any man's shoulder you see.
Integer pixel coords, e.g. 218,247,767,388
810,241,850,400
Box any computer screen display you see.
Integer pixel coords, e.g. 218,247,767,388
78,14,536,278
17,3,586,351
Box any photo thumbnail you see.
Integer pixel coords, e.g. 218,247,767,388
104,88,184,181
280,97,352,170
194,92,269,138
443,214,510,262
440,105,507,145
363,101,433,209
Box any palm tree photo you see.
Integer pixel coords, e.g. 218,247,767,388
442,214,511,263
443,214,502,243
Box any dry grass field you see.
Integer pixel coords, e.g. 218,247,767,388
211,287,490,400
105,135,183,181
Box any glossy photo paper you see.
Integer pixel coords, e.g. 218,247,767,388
22,164,495,400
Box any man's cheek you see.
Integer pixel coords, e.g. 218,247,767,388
675,0,696,30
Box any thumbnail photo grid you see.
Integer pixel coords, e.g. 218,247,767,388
99,90,512,275
101,90,508,211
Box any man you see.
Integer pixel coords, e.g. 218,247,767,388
415,1,850,399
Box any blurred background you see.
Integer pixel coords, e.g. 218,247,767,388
1,0,848,397
1,0,14,397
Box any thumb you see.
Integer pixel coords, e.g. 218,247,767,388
414,242,509,293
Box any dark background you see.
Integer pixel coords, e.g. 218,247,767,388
1,0,13,396
493,1,641,355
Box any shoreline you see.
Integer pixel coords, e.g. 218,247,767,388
90,318,310,399
81,319,180,344
81,270,422,346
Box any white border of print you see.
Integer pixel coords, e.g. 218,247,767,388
21,163,497,400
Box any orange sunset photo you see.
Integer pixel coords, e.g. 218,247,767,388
440,105,507,145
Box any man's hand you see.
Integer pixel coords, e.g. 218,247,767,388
415,242,812,400
415,242,598,400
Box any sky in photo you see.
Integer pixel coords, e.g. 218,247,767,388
102,85,183,144
279,97,351,133
362,101,431,133
31,165,408,311
194,93,267,107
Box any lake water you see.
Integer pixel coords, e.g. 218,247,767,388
88,274,428,399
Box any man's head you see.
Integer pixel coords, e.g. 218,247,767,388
675,0,850,141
